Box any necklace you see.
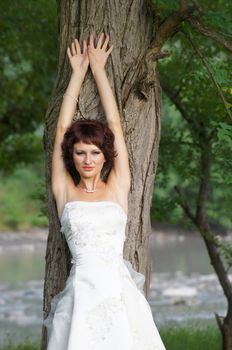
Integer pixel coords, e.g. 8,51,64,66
79,185,96,193
78,182,104,193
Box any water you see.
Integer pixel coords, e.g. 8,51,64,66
148,228,230,328
0,230,46,345
0,228,230,346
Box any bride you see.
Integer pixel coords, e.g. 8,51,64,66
44,32,166,350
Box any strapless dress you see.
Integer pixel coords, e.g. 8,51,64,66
43,201,166,350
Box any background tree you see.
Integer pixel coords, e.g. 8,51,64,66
152,3,232,349
0,0,56,229
152,2,232,347
0,0,56,173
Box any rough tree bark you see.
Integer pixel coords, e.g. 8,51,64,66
41,1,162,348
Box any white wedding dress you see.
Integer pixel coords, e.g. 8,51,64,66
43,201,166,350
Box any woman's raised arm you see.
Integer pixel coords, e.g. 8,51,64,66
58,38,89,129
52,38,89,206
88,33,131,194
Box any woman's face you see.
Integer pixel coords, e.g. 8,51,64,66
73,142,106,178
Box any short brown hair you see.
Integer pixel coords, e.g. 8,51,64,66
61,119,117,185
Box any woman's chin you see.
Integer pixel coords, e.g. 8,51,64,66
79,171,98,178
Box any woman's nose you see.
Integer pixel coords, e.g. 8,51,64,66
84,154,92,164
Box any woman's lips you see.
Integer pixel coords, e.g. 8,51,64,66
83,167,93,170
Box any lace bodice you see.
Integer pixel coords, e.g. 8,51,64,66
60,201,128,265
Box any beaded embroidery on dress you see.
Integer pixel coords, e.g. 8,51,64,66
43,201,166,350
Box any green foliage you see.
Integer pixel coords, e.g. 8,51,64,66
0,132,44,174
0,0,57,173
154,0,180,20
218,241,232,268
203,7,232,35
152,3,232,236
0,164,48,230
211,122,232,185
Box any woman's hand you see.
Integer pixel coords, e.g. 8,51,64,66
67,38,89,76
88,32,114,73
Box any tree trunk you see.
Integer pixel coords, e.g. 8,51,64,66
222,304,232,350
41,1,162,348
200,225,232,350
175,136,232,350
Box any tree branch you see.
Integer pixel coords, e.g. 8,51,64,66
187,16,232,53
161,82,201,138
130,1,232,104
174,185,196,223
172,51,195,98
174,181,232,302
195,138,211,225
149,4,195,57
125,2,197,101
183,31,232,122
179,0,188,13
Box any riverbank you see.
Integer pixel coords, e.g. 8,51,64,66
0,228,47,253
1,324,221,350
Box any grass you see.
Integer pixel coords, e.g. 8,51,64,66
0,325,222,350
160,324,222,350
0,344,39,350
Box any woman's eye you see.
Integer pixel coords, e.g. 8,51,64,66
76,152,100,155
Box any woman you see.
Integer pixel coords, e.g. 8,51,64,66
44,33,166,350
